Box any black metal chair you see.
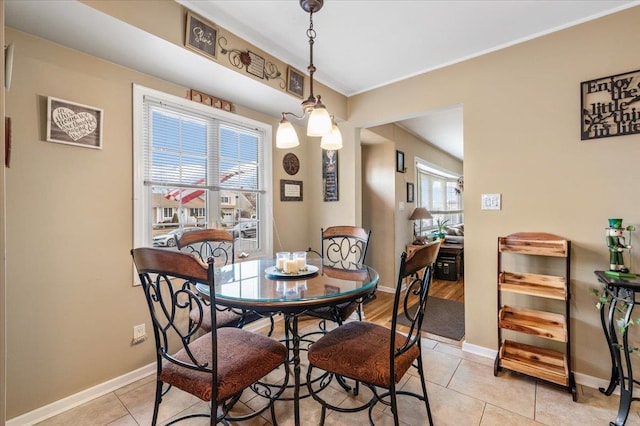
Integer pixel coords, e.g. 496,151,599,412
306,226,372,327
176,228,272,333
131,247,289,425
176,229,244,329
306,241,440,426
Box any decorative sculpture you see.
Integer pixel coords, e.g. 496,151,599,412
605,218,635,276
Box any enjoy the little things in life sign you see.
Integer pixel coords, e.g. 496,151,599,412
581,69,640,140
46,97,103,149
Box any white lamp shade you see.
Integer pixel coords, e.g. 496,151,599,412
276,120,300,148
320,123,343,150
307,105,332,136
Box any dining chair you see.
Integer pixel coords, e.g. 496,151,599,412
306,226,372,327
131,247,289,425
176,228,271,333
306,241,440,426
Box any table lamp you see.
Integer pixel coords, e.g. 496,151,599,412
409,207,432,244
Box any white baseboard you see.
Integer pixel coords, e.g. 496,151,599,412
462,341,498,359
6,363,155,426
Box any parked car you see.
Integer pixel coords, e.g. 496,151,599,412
152,227,200,247
230,221,257,239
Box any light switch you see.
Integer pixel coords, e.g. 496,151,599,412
481,193,501,210
399,201,405,211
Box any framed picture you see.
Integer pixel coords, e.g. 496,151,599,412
322,149,339,202
287,67,305,98
280,179,303,202
407,182,415,203
185,11,217,60
46,97,103,149
396,150,405,173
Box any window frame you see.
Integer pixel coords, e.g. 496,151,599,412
415,158,463,230
132,85,273,276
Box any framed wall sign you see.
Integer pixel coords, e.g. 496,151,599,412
185,11,217,60
396,150,406,173
581,68,640,140
406,182,414,203
46,97,103,149
280,179,303,202
322,149,339,202
287,67,305,98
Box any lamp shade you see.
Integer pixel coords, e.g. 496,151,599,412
276,119,300,149
320,121,343,150
409,207,432,220
307,104,332,136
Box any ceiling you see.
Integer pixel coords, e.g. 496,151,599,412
6,0,639,160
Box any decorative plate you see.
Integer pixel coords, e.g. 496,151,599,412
265,264,319,278
283,152,300,175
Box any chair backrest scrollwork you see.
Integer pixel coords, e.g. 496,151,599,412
312,226,371,270
176,228,235,267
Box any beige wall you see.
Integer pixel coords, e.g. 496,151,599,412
351,6,640,378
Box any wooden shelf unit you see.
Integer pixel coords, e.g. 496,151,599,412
494,232,576,401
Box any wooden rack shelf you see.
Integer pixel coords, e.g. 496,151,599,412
494,232,576,400
499,340,569,386
499,306,567,342
499,272,567,300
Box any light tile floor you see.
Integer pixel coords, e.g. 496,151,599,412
36,319,640,426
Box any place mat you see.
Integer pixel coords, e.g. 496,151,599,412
397,297,465,341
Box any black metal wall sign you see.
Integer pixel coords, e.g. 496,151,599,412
581,69,640,140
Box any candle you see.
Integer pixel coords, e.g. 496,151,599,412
296,258,306,270
293,251,307,271
285,259,297,274
276,252,290,272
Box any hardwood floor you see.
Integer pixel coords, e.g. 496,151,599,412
256,275,465,342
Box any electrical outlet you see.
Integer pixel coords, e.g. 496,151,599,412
132,324,146,344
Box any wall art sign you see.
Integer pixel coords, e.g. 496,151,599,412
581,69,640,140
46,97,103,149
280,179,303,202
322,149,338,202
246,51,266,79
185,11,217,60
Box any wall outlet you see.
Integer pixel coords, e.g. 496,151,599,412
132,324,146,344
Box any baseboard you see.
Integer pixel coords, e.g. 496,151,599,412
6,363,155,426
461,341,498,359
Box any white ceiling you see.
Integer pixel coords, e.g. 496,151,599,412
6,0,639,160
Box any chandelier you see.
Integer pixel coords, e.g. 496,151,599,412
276,0,343,150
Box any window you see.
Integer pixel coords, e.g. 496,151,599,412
133,85,272,261
416,160,463,231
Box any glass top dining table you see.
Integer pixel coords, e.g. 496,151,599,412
196,257,379,426
196,257,379,314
